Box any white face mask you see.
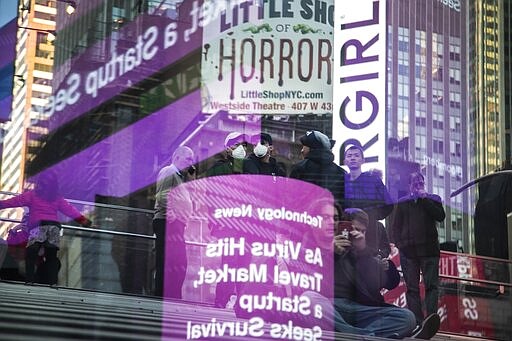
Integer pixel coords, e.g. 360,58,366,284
231,144,246,159
253,143,268,158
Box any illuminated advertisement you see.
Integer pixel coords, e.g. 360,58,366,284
163,175,335,339
46,1,203,131
201,0,334,114
333,0,386,172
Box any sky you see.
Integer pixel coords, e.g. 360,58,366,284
0,0,18,27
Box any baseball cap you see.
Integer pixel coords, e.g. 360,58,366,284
299,130,331,150
224,132,248,148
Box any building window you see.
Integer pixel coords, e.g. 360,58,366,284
433,139,444,154
433,89,443,105
34,63,52,72
34,11,56,22
449,44,461,61
433,67,443,81
449,68,461,85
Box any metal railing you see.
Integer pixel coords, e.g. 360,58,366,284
1,191,512,339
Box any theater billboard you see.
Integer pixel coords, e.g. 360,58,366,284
201,0,334,115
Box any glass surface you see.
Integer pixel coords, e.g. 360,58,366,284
2,0,512,340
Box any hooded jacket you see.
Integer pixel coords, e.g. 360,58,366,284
289,149,346,205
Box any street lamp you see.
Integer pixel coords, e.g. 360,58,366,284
20,0,76,15
57,0,77,15
17,26,57,42
14,75,26,86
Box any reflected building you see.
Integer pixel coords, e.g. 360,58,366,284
469,0,504,176
0,0,56,235
470,1,512,259
386,0,468,249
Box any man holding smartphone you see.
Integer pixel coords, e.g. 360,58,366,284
392,172,445,331
332,208,440,339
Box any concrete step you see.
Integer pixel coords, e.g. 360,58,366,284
0,281,494,341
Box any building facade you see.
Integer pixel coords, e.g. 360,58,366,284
0,0,56,235
386,0,468,249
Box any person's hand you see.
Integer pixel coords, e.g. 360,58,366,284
334,235,351,254
417,189,427,198
349,230,366,251
186,166,197,180
376,255,389,271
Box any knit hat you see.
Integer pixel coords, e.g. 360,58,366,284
299,130,331,150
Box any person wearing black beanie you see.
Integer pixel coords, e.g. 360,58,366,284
290,130,346,207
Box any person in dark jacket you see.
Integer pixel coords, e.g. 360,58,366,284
280,202,438,339
344,145,393,257
152,146,195,298
243,133,286,177
391,172,446,325
289,130,345,206
331,208,419,338
206,132,248,177
205,131,252,307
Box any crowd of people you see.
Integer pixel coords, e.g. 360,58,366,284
152,130,446,339
0,129,445,340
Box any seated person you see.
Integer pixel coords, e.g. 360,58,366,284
331,208,439,339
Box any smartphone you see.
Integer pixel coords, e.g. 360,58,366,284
337,221,354,239
188,165,196,175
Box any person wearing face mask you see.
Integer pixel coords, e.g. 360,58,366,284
391,172,445,331
243,133,286,177
204,132,252,307
206,132,248,177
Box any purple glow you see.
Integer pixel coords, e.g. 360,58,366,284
163,175,335,338
30,93,261,202
36,90,201,201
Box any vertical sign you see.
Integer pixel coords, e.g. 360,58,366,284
333,0,387,175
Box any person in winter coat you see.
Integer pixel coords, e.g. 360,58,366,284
243,133,285,177
0,171,91,285
391,172,446,326
204,132,250,307
344,145,393,257
206,132,248,177
152,145,195,298
331,208,420,338
289,130,345,206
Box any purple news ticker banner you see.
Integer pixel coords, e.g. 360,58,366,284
163,175,335,340
47,0,203,131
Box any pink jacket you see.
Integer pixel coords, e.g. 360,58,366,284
0,190,87,227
